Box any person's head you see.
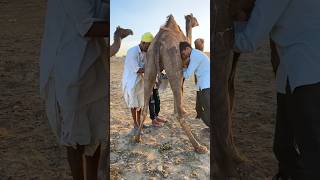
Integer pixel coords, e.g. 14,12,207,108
139,32,154,52
179,41,192,60
194,38,204,51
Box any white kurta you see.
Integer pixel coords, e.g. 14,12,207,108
122,45,145,108
39,0,108,155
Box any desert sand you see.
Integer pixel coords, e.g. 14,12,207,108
0,0,277,179
110,56,210,180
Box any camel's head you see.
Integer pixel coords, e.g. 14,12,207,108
185,13,199,28
231,0,255,21
114,26,133,39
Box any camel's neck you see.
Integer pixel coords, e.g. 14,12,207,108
186,21,192,44
110,35,121,57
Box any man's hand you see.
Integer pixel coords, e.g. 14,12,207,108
85,21,109,37
182,58,190,68
137,68,144,74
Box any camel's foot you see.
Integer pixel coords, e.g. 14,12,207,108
181,108,187,117
195,145,208,154
174,108,188,117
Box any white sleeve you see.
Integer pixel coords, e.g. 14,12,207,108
234,0,292,52
125,49,141,73
59,0,105,37
183,56,200,79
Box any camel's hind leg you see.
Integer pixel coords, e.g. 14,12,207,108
164,49,208,153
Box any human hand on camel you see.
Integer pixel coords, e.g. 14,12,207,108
182,58,190,68
137,68,144,74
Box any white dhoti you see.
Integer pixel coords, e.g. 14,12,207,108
45,58,107,156
39,0,108,156
123,74,144,108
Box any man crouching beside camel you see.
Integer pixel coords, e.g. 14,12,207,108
180,41,210,128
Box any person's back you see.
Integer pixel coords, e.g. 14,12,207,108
190,49,210,90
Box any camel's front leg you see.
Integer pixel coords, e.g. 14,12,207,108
229,52,240,112
178,116,208,153
168,72,207,153
173,78,187,116
134,71,157,142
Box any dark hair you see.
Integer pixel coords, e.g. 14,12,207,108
179,41,192,52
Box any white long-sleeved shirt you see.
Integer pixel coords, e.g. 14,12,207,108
122,45,145,107
183,49,210,90
39,0,107,111
234,0,320,93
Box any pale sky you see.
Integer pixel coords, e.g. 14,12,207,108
110,0,210,56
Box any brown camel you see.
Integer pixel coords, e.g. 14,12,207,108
213,0,280,179
98,26,133,180
109,26,133,57
134,15,208,154
185,13,199,44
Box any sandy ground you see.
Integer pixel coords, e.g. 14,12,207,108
110,56,210,180
0,0,73,179
0,0,277,179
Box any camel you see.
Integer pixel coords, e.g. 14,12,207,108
212,0,280,179
98,26,133,180
134,14,208,154
185,13,200,88
110,26,133,57
185,13,199,44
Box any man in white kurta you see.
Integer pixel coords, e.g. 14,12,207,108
39,0,108,179
180,41,210,128
122,44,145,109
122,32,163,131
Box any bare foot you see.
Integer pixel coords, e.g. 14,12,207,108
152,119,163,127
155,116,167,123
195,145,208,154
